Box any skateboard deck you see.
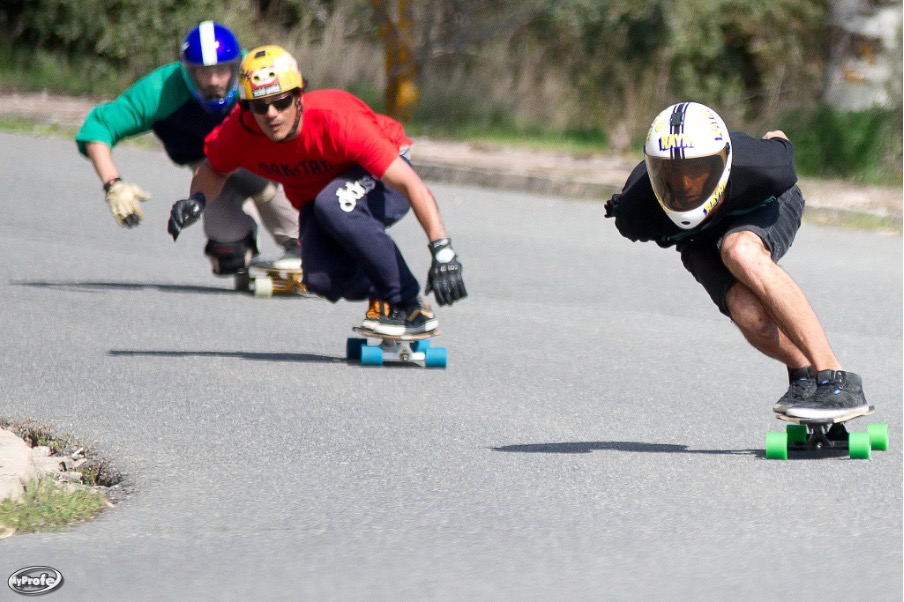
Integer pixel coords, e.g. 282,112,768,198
347,327,446,368
766,405,888,460
235,259,308,297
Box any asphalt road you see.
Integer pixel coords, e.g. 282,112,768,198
0,132,901,601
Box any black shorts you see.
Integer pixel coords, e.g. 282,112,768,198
678,185,805,316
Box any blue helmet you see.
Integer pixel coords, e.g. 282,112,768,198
180,21,241,115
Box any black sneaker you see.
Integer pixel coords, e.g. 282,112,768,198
397,297,438,335
370,297,438,336
786,370,869,419
773,366,816,414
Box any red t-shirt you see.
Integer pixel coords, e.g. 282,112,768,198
205,89,412,208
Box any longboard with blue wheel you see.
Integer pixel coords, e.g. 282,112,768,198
765,406,888,460
347,327,446,368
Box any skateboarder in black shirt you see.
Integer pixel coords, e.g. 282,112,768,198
605,101,869,420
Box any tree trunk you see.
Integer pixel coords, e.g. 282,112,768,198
823,0,903,110
371,0,419,122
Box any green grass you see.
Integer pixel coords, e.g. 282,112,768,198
803,208,903,234
0,421,120,535
0,45,129,97
777,106,902,186
0,477,108,534
0,115,159,150
407,121,614,158
0,115,79,139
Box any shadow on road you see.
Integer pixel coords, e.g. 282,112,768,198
109,349,345,364
12,280,240,296
492,441,761,457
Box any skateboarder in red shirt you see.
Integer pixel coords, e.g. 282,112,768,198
169,45,467,335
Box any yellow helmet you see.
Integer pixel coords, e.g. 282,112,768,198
239,45,303,101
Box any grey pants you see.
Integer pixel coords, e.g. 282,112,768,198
198,167,298,246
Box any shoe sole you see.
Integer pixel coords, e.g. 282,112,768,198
785,404,870,420
361,319,382,331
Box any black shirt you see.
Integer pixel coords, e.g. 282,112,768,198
610,132,798,247
151,100,228,166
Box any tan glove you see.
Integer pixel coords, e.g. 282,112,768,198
104,179,151,228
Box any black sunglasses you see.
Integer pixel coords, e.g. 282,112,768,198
248,93,295,115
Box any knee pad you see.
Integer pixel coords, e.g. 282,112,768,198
204,233,258,275
251,182,278,205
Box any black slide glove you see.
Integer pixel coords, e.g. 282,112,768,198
604,194,620,218
168,193,206,241
426,238,467,306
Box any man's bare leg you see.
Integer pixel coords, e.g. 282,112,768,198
724,281,808,365
720,230,868,418
719,230,840,371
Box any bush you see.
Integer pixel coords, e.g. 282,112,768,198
778,106,902,184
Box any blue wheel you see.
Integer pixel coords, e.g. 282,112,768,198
361,345,383,366
411,339,431,352
424,347,447,369
346,337,366,360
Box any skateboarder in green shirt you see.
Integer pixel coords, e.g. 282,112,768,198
76,21,301,276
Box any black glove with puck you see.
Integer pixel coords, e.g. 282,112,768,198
168,193,206,241
425,238,467,306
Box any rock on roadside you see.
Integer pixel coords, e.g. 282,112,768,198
0,430,40,502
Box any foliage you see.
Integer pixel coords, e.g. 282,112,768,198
515,0,829,137
0,0,899,182
0,0,336,90
778,105,903,182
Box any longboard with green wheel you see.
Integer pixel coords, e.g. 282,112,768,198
765,406,888,460
347,327,447,368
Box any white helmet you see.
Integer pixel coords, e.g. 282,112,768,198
644,102,732,229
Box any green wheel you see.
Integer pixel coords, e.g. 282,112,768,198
765,432,789,460
848,432,871,459
867,423,889,452
786,424,809,444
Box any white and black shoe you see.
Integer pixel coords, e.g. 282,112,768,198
271,238,302,270
786,370,869,419
773,366,816,414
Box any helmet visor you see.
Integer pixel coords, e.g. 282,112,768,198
184,59,240,103
646,146,729,212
